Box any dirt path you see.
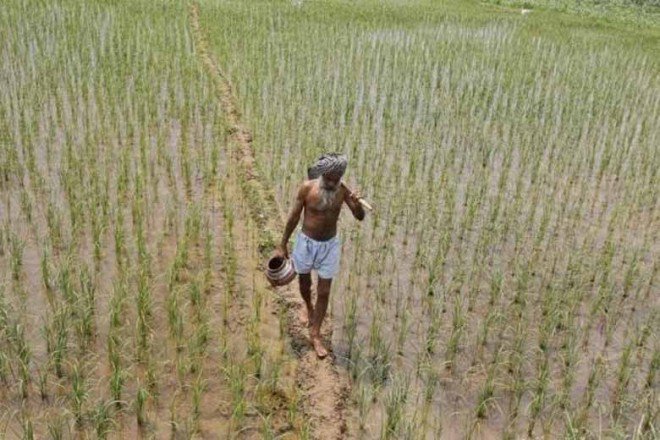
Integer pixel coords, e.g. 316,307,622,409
189,4,349,439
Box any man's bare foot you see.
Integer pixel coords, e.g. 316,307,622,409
299,306,313,327
312,337,328,359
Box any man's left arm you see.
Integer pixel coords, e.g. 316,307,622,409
344,188,366,221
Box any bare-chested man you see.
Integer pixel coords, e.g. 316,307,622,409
276,153,365,358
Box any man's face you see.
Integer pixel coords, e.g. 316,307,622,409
321,172,341,190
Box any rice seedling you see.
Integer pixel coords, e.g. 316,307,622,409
368,308,391,386
8,232,24,281
381,373,410,439
20,411,34,440
135,385,150,428
70,362,87,428
92,400,114,439
191,374,206,432
225,362,247,432
475,346,502,420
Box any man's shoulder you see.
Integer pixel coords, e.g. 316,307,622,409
298,179,316,198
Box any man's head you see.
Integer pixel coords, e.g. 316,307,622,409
307,153,347,183
308,153,347,209
320,170,342,190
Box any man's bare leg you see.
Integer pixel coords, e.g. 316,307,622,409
298,273,313,327
311,276,332,358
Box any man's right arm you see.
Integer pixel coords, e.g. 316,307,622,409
277,183,307,258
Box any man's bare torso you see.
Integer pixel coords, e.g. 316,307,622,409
301,179,347,241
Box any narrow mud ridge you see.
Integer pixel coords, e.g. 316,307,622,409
189,4,349,439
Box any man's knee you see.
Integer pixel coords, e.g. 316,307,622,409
299,273,312,290
317,277,332,296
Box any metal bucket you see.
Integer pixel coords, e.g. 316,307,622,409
265,256,296,287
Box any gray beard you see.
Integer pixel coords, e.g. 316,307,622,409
318,178,339,210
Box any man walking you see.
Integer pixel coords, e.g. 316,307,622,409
276,153,366,358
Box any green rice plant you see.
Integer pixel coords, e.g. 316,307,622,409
19,188,33,225
169,390,180,439
135,385,150,428
382,373,410,439
578,356,605,430
445,296,466,370
612,341,634,421
224,362,247,431
189,277,202,310
170,240,189,287
258,413,275,440
368,309,391,386
76,265,96,351
222,215,238,298
488,270,504,308
91,208,104,264
57,257,75,307
645,347,659,391
300,419,312,440
92,400,115,439
424,301,441,355
475,346,502,420
0,351,8,385
396,304,411,357
20,411,33,440
420,357,439,404
344,292,359,357
353,380,372,431
528,354,550,436
184,202,202,244
135,270,153,363
558,327,579,411
113,207,126,269
40,248,53,293
51,304,68,378
47,415,67,440
507,318,529,420
109,351,125,408
251,275,263,323
191,374,206,432
247,322,263,378
0,226,4,258
6,321,31,399
135,221,151,277
176,351,189,387
476,307,502,362
203,218,214,289
189,318,210,375
8,231,24,281
167,286,185,348
147,360,159,398
37,366,48,401
70,362,88,428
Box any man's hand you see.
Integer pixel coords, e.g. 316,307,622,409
349,189,362,204
276,243,289,259
344,186,366,221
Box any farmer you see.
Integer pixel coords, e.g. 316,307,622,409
276,153,366,358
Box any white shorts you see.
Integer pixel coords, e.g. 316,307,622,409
291,231,341,279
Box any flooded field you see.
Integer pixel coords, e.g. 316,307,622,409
1,0,658,438
201,1,659,438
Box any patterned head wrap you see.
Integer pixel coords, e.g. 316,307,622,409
307,153,348,180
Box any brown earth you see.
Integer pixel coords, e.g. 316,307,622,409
189,3,350,439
